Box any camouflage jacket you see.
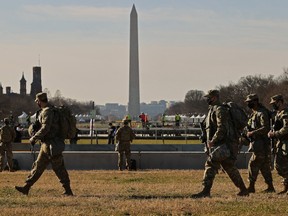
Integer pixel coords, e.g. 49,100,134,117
247,105,270,141
206,101,231,146
0,125,16,143
116,126,136,143
32,104,61,142
274,108,288,141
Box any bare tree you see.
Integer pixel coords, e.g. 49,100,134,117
166,102,185,115
184,90,207,114
184,90,205,102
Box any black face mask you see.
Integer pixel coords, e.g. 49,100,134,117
272,103,279,111
247,101,255,109
206,98,213,105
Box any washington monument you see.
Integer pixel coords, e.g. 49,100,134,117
128,4,140,119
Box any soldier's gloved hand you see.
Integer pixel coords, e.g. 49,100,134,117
29,137,36,146
247,131,253,138
208,140,214,148
268,130,275,138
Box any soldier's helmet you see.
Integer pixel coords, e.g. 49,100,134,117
35,92,48,102
244,94,259,102
204,89,219,98
270,94,283,104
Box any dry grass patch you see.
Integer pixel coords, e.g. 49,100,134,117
1,170,288,215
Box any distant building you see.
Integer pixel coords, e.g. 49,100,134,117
99,103,127,120
98,100,170,121
140,101,167,120
0,65,42,98
6,86,11,94
20,72,27,95
30,66,42,98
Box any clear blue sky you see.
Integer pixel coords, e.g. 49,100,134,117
0,0,287,104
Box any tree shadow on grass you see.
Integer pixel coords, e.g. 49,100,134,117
77,194,189,199
128,194,189,200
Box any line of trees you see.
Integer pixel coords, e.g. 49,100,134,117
2,69,287,122
166,69,288,115
0,90,100,122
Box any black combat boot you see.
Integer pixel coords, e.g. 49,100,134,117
63,185,74,196
237,182,249,197
237,188,249,196
247,182,255,193
15,184,31,195
278,184,288,195
191,186,211,198
262,182,275,193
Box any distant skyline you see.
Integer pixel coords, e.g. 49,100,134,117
0,1,287,105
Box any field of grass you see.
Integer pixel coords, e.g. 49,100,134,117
1,169,288,215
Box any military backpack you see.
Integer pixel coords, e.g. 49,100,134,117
222,102,248,135
54,106,77,139
222,102,248,157
0,125,14,143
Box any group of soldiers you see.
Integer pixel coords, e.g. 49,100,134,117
4,89,288,198
192,89,288,198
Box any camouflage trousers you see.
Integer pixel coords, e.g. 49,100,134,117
117,142,131,170
25,144,70,188
203,156,246,190
248,152,273,184
0,142,13,171
275,148,288,185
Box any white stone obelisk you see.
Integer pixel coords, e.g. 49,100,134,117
128,4,140,119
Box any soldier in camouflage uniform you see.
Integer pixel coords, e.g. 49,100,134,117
15,92,73,196
268,94,288,194
191,90,249,198
115,120,136,171
0,118,16,172
245,94,275,193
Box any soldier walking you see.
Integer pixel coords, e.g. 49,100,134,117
15,92,73,196
268,94,288,194
107,122,116,144
0,118,16,172
115,120,136,171
191,90,249,198
244,94,275,193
